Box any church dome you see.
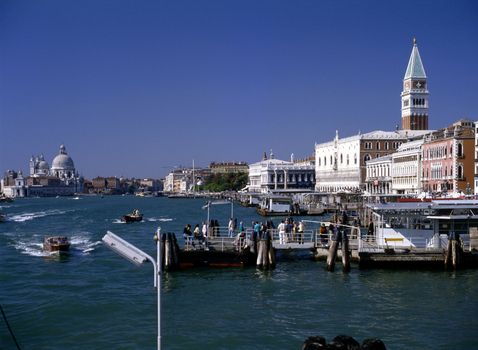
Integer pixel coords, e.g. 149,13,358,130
38,160,50,171
51,145,75,171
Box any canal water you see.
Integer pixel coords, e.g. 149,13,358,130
1,196,477,349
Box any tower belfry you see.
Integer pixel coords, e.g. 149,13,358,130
401,38,429,130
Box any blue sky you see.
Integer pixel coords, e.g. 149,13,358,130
1,0,477,178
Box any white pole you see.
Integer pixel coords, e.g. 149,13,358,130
156,228,162,350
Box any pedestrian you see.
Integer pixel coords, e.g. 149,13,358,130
202,221,208,245
367,221,374,241
298,220,305,244
278,220,286,244
228,217,234,237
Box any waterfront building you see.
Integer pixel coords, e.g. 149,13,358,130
139,178,162,192
475,121,478,195
247,151,315,194
91,176,122,194
164,168,210,193
391,139,424,194
209,162,248,174
421,120,475,195
315,129,428,192
365,155,392,195
8,144,84,197
401,38,429,130
1,170,26,198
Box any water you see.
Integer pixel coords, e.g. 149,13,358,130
1,196,477,349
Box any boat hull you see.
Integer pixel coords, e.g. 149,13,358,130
43,236,70,252
121,215,143,223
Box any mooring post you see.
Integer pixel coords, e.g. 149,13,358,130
342,229,350,273
326,229,339,272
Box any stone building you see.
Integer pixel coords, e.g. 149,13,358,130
1,170,26,198
422,120,475,195
210,162,248,174
391,139,424,194
365,155,392,195
248,151,315,194
315,130,428,192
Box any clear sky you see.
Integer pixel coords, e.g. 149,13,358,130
1,0,477,179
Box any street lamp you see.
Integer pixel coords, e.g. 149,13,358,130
102,229,162,350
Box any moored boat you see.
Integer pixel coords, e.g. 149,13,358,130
121,209,143,223
43,236,70,252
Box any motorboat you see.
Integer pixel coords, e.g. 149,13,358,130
43,236,71,252
121,209,143,223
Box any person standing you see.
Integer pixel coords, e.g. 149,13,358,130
228,218,234,237
298,220,305,244
367,221,374,241
202,221,208,245
278,220,286,244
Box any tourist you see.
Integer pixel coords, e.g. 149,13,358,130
228,218,234,237
278,220,286,244
367,221,374,241
202,222,208,245
298,220,305,244
183,224,192,241
239,221,245,232
319,223,328,246
193,224,202,245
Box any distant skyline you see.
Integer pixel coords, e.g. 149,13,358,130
1,0,477,178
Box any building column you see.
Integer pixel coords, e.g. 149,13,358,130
274,170,278,190
284,170,288,189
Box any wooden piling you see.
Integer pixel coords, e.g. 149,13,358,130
327,240,338,271
342,231,350,273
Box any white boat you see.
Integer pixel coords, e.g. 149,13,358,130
365,199,478,251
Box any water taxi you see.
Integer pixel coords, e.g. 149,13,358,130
43,236,71,252
121,209,143,223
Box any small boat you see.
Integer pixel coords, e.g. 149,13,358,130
121,209,143,223
43,236,70,252
0,194,13,203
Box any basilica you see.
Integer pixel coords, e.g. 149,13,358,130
1,144,83,197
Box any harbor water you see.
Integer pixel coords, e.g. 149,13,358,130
1,196,477,349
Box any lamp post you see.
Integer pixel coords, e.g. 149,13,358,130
102,228,162,350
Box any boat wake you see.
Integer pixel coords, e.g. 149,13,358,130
147,217,173,222
112,219,126,224
9,209,69,223
70,234,102,254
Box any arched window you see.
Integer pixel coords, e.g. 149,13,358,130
458,165,463,179
354,154,357,164
385,142,389,150
346,154,349,165
376,142,380,150
324,157,326,166
364,154,371,163
340,154,343,164
318,158,321,166
457,143,463,157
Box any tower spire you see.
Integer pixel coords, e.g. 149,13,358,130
401,38,429,130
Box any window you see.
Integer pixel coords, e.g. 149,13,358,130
457,165,463,179
340,154,343,164
346,154,349,165
385,142,389,150
318,158,321,166
457,143,463,157
364,154,371,163
324,157,326,166
376,142,380,150
354,154,357,164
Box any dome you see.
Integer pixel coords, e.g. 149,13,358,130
51,145,75,171
38,160,49,170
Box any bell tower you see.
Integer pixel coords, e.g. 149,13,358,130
401,38,429,130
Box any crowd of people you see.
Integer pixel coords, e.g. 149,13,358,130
181,212,374,250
